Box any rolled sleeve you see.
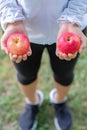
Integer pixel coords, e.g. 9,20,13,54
58,0,87,29
0,0,25,30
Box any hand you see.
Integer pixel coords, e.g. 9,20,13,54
0,21,32,63
56,49,77,61
9,50,32,63
56,22,87,61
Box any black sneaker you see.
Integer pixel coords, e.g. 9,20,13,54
19,104,38,130
49,89,72,130
19,90,44,130
54,102,72,130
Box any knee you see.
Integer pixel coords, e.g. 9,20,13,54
17,72,37,85
54,73,74,86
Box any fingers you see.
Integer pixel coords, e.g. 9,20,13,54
79,37,87,53
16,56,23,63
22,49,32,61
0,36,8,54
27,48,32,56
56,49,77,61
56,49,64,60
9,54,17,61
67,52,77,60
8,48,32,63
9,54,24,63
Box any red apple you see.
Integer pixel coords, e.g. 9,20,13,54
7,33,30,55
57,32,81,54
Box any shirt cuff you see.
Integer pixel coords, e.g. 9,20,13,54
57,15,83,30
1,8,25,31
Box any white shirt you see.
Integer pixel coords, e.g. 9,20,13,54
0,0,87,45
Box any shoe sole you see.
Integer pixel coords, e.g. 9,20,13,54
54,118,62,130
19,120,37,130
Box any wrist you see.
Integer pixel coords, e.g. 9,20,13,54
6,20,23,29
68,22,79,28
60,21,79,28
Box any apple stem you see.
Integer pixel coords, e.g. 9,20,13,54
67,36,71,41
14,38,19,44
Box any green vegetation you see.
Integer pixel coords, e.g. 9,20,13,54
0,31,87,130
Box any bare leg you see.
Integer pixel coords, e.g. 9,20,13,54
18,77,43,130
53,78,70,102
18,77,39,103
51,78,72,130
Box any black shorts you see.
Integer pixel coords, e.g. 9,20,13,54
13,43,79,86
13,27,87,86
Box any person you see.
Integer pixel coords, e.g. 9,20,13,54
0,0,87,130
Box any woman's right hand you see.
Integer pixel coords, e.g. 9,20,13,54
0,21,32,63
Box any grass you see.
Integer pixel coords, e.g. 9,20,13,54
0,30,87,130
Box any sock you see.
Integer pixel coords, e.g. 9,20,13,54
49,88,67,104
25,90,44,105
